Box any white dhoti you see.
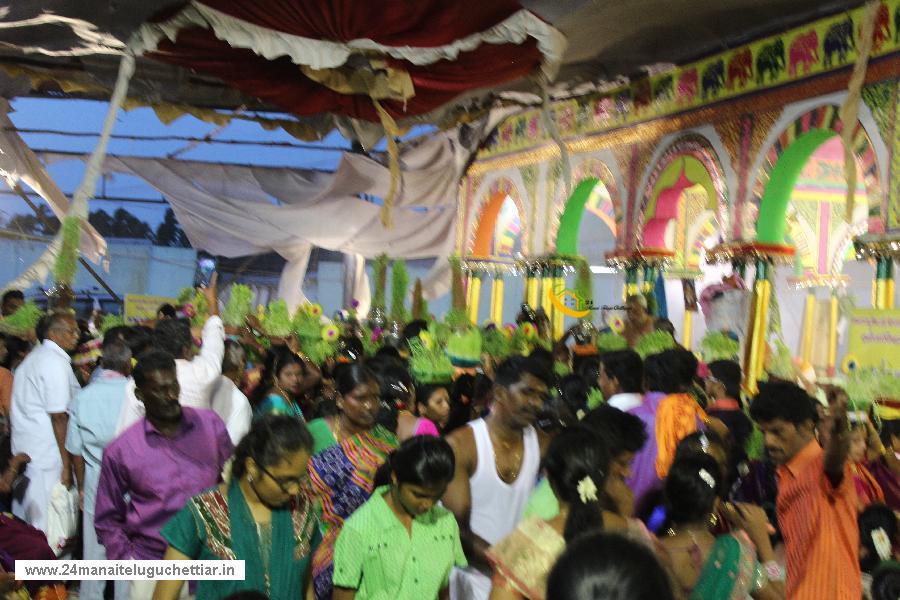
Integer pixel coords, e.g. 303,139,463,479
12,462,59,534
450,566,492,600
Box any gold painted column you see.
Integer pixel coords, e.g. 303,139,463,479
490,275,504,325
744,259,771,395
467,273,482,325
682,311,693,348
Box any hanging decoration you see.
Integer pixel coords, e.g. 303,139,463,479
705,241,796,266
605,247,674,271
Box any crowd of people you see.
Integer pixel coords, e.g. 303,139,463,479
0,279,899,600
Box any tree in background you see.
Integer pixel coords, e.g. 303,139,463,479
3,207,191,247
5,204,59,235
155,208,190,247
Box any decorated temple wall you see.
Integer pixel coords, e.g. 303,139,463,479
458,1,900,355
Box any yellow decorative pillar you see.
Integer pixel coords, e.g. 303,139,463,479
552,266,565,339
682,311,693,348
878,258,895,309
743,260,771,395
490,275,504,325
467,274,482,325
800,289,816,364
827,291,839,377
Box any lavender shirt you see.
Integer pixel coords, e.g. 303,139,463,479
94,407,233,560
626,392,665,510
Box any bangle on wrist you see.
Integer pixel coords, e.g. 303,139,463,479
764,561,785,582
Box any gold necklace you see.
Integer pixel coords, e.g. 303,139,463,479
489,429,522,482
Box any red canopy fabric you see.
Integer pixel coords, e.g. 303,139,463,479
146,0,547,122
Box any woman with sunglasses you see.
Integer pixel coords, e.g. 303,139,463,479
154,415,319,600
304,363,399,600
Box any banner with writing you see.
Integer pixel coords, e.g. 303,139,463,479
847,308,900,370
123,294,176,323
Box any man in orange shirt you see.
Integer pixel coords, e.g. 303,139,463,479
750,381,859,600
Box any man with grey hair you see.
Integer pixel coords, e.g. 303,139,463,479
11,311,81,532
66,338,132,600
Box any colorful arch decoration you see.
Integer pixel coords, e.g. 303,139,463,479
554,158,621,254
467,177,528,257
752,104,883,243
638,134,729,249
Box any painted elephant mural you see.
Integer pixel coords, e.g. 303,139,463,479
867,3,891,51
654,75,675,102
824,16,854,67
677,68,699,104
702,60,725,99
756,39,785,84
727,48,753,90
633,78,653,112
789,30,819,76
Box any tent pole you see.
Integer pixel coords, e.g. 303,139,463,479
11,183,121,303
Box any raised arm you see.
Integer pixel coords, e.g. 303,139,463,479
823,387,850,489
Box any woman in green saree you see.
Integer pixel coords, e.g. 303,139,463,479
657,454,784,600
154,415,320,600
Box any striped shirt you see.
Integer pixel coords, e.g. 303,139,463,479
776,440,860,600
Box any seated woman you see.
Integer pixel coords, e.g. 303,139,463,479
332,435,465,599
657,453,784,600
304,363,399,600
155,415,320,600
486,427,610,599
253,345,320,420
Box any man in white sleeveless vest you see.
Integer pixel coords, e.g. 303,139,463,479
443,356,551,600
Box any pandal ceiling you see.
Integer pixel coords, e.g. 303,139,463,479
0,0,863,142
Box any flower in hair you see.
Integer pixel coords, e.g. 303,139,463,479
698,468,716,489
872,527,892,561
577,476,598,503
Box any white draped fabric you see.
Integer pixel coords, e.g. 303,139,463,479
89,129,469,310
0,99,107,264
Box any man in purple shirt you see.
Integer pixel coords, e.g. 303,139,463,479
94,350,232,599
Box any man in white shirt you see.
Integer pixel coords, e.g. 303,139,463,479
11,312,81,532
599,349,644,412
208,339,252,445
115,276,224,434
